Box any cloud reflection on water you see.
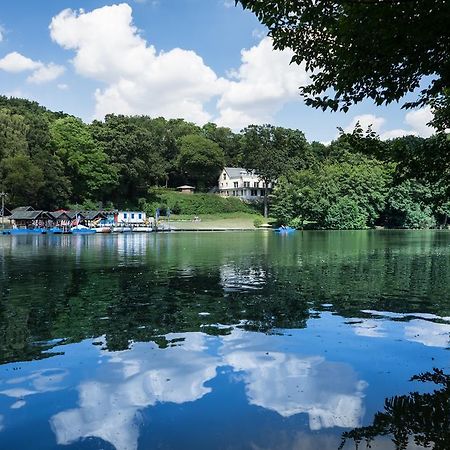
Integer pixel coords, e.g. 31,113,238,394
49,329,367,450
220,330,367,430
51,332,219,450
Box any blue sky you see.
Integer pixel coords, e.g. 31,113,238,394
0,0,434,142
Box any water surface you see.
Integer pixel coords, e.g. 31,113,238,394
0,231,449,449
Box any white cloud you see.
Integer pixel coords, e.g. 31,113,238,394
404,106,434,137
216,37,310,129
50,4,227,123
57,83,69,90
343,107,435,140
0,51,65,84
27,63,65,84
344,114,386,135
0,52,41,72
49,4,309,127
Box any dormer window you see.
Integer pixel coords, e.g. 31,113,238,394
223,173,226,180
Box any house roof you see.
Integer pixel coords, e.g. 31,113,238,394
11,206,35,214
9,210,50,221
49,211,71,220
177,185,195,189
224,167,257,179
64,211,85,220
82,211,107,220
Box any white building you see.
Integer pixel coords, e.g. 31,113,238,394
116,211,147,225
217,167,273,201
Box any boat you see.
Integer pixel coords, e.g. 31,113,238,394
112,226,132,233
71,225,96,235
94,227,112,233
48,227,63,234
275,226,296,233
132,227,154,233
7,228,47,235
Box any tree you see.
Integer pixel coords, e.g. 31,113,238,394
271,155,393,229
177,134,225,190
238,1,450,129
0,109,28,159
202,122,242,166
51,117,118,203
241,124,292,217
0,154,44,207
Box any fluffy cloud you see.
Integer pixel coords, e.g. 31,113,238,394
0,52,41,72
0,51,65,84
216,37,309,129
49,4,309,127
404,106,434,137
27,63,66,84
344,106,435,140
50,4,226,123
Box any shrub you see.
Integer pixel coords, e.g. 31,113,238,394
253,217,263,228
324,196,368,229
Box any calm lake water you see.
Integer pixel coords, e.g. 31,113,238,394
0,231,449,450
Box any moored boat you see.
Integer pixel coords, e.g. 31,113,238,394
94,227,112,233
71,225,96,234
132,227,154,232
48,227,63,234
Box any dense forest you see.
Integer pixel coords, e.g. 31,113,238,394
0,96,448,228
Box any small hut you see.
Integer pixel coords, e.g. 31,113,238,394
49,211,73,232
9,210,52,229
65,211,86,226
82,211,107,227
177,185,195,195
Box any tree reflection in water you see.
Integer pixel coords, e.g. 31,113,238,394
340,369,450,450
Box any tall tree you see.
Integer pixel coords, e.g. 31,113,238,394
177,134,225,191
51,117,118,204
240,124,291,217
238,0,450,129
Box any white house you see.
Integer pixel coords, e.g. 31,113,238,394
217,167,273,201
116,211,147,225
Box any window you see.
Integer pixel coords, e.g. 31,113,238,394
138,213,142,219
124,213,127,219
254,182,259,188
131,213,135,219
234,182,238,188
223,173,226,180
244,181,250,188
251,189,258,197
240,190,243,196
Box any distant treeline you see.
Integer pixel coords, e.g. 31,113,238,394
0,96,449,228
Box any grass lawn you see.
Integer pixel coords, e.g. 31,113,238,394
163,212,273,230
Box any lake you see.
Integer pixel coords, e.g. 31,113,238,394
0,231,449,450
